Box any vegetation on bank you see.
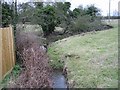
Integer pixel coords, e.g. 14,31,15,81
0,64,21,88
48,22,118,88
1,0,118,88
1,26,52,88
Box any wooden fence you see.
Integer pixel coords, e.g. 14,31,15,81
0,26,15,81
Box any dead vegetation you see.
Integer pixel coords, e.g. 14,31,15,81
8,27,52,88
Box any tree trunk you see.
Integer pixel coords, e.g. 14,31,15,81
42,24,55,37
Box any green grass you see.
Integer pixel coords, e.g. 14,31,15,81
48,24,118,88
48,46,64,69
0,64,21,88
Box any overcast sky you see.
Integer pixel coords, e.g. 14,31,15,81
69,0,119,16
5,0,120,16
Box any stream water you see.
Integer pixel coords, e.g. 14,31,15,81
46,46,67,89
52,70,67,89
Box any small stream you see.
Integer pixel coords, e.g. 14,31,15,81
46,45,67,89
52,70,67,89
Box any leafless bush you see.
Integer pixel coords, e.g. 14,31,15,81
15,26,47,63
8,26,52,88
9,46,52,88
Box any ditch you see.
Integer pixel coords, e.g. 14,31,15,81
52,70,67,89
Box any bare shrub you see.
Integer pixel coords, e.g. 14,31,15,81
15,26,47,64
9,46,52,88
8,27,52,88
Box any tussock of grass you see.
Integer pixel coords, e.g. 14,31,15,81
48,27,118,88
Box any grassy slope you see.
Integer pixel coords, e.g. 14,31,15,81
48,25,118,88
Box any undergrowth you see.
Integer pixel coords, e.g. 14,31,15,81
0,64,21,88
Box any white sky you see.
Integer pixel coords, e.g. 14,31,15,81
69,0,119,16
5,0,120,16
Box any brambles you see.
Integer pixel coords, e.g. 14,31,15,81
9,45,52,88
8,27,52,88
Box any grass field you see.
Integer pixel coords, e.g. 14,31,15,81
48,22,118,88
